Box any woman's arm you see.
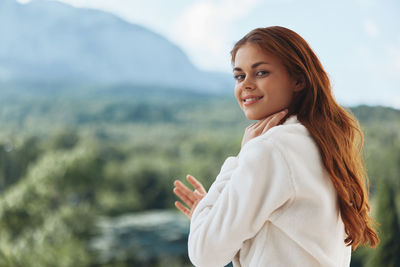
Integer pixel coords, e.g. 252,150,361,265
188,138,295,267
173,110,288,220
173,156,238,219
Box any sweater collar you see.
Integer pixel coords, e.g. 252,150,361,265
283,114,299,125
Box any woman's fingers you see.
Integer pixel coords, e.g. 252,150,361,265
254,115,274,131
256,109,287,134
173,176,207,220
247,121,259,128
263,109,288,133
174,180,196,202
175,201,191,219
253,109,287,132
186,175,207,194
173,187,194,207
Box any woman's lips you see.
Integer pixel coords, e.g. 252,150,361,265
243,96,263,106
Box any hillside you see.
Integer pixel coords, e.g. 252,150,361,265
0,88,399,266
0,0,233,93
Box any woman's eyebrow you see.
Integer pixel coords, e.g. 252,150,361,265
233,61,270,72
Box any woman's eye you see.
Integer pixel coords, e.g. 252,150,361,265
233,74,245,81
256,70,269,76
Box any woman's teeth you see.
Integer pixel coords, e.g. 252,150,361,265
243,97,262,102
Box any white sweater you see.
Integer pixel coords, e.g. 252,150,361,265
188,115,352,267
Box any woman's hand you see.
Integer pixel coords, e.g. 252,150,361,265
173,175,207,219
241,109,288,148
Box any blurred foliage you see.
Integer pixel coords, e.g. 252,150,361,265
0,84,399,266
366,179,400,267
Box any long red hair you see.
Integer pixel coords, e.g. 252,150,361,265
231,26,379,250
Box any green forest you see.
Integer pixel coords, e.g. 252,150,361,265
0,82,399,267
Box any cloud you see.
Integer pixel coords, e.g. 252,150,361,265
363,19,379,37
355,0,378,9
171,0,261,72
385,43,400,75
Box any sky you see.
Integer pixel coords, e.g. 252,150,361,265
17,0,400,108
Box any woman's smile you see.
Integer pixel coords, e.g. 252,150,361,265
242,95,264,106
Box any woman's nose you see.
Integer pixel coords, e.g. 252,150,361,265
241,77,256,90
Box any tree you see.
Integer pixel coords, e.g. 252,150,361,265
367,179,400,267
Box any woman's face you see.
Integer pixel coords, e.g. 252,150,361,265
233,43,302,121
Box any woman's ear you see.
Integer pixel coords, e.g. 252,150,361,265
293,76,305,92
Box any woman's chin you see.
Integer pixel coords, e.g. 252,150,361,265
245,113,263,121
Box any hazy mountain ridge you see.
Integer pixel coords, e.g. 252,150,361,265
0,0,234,93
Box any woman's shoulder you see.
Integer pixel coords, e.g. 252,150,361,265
237,115,321,172
268,115,310,139
244,115,312,151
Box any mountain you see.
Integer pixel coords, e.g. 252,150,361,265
0,0,234,93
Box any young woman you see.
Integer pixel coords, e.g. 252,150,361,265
173,26,379,266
